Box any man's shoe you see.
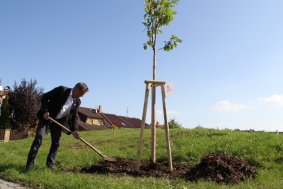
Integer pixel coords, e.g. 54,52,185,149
46,164,55,170
25,163,34,171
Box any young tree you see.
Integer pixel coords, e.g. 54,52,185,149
143,0,182,80
9,79,43,131
143,0,182,163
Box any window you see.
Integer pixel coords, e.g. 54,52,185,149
86,118,103,126
93,118,103,125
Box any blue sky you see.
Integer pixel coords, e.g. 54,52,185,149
1,0,283,131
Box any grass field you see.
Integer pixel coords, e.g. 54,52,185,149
1,127,283,188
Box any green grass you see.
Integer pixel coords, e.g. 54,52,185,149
1,128,283,188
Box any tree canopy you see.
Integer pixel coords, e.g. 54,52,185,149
9,79,43,130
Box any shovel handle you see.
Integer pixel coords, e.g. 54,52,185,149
49,117,73,133
49,117,107,159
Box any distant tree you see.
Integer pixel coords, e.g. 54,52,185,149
195,125,204,129
0,97,11,129
168,118,182,129
9,79,43,130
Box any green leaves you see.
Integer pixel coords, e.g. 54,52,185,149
143,0,182,80
144,0,178,28
163,34,182,52
144,40,154,50
143,43,148,50
143,0,182,52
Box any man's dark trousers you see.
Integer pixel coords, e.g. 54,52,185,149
27,118,64,167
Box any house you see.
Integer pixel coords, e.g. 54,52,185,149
156,122,165,129
78,105,150,131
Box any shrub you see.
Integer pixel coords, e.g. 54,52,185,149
168,119,182,129
9,79,43,130
0,97,11,129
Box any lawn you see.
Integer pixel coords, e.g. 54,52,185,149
0,127,283,188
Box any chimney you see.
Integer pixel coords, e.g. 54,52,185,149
98,105,103,113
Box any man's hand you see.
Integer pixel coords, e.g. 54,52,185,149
43,112,49,120
73,130,80,139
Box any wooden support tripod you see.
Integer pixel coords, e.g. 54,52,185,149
135,80,173,172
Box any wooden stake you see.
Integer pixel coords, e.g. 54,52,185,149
136,80,173,172
161,85,173,171
145,80,166,85
151,85,156,163
135,84,150,171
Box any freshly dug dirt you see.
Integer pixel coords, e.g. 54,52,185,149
80,153,257,184
185,152,257,184
81,157,190,179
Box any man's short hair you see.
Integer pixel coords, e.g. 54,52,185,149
4,86,10,90
74,82,89,93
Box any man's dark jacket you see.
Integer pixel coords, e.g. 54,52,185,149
37,86,81,131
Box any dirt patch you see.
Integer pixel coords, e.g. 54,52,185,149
80,153,257,184
185,152,257,184
81,157,190,179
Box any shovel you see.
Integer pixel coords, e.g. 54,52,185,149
49,117,116,162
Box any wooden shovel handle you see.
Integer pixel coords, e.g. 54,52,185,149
49,117,107,159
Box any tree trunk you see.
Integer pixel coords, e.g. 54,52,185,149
151,46,157,163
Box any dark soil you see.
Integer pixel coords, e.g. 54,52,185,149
185,152,257,184
80,153,257,184
81,157,190,179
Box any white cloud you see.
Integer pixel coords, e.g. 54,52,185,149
215,100,250,112
262,94,283,107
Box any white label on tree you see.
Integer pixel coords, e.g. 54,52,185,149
165,82,175,96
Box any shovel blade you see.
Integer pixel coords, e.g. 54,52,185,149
103,156,117,162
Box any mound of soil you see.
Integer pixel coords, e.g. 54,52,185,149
80,153,257,184
185,152,257,184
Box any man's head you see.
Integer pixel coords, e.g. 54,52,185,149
4,86,11,95
72,82,89,98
